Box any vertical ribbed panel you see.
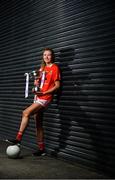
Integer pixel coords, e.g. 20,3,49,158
0,0,115,176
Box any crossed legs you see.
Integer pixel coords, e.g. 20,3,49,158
17,103,44,141
7,102,46,155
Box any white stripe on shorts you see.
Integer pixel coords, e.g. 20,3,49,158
34,98,51,107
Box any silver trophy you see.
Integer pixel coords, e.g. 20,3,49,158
30,70,40,93
24,69,45,98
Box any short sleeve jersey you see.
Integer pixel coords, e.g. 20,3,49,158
37,63,61,101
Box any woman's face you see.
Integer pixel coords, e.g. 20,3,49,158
43,50,52,64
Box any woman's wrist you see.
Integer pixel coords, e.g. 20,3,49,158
42,91,47,95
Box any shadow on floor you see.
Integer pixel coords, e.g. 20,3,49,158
0,139,110,179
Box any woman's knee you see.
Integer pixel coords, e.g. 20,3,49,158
22,109,30,118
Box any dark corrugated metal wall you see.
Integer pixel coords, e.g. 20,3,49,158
0,0,115,176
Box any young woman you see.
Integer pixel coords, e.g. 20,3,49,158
7,48,61,156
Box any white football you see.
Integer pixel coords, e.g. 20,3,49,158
6,145,21,159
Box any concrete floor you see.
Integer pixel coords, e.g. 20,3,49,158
0,140,109,179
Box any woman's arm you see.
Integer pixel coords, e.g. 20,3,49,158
34,80,60,95
43,80,60,95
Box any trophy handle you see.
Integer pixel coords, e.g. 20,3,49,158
24,73,29,98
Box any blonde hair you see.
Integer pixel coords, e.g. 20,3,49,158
41,48,55,70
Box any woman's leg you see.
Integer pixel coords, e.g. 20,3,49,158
34,110,44,150
19,103,43,132
33,111,46,155
16,103,44,141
